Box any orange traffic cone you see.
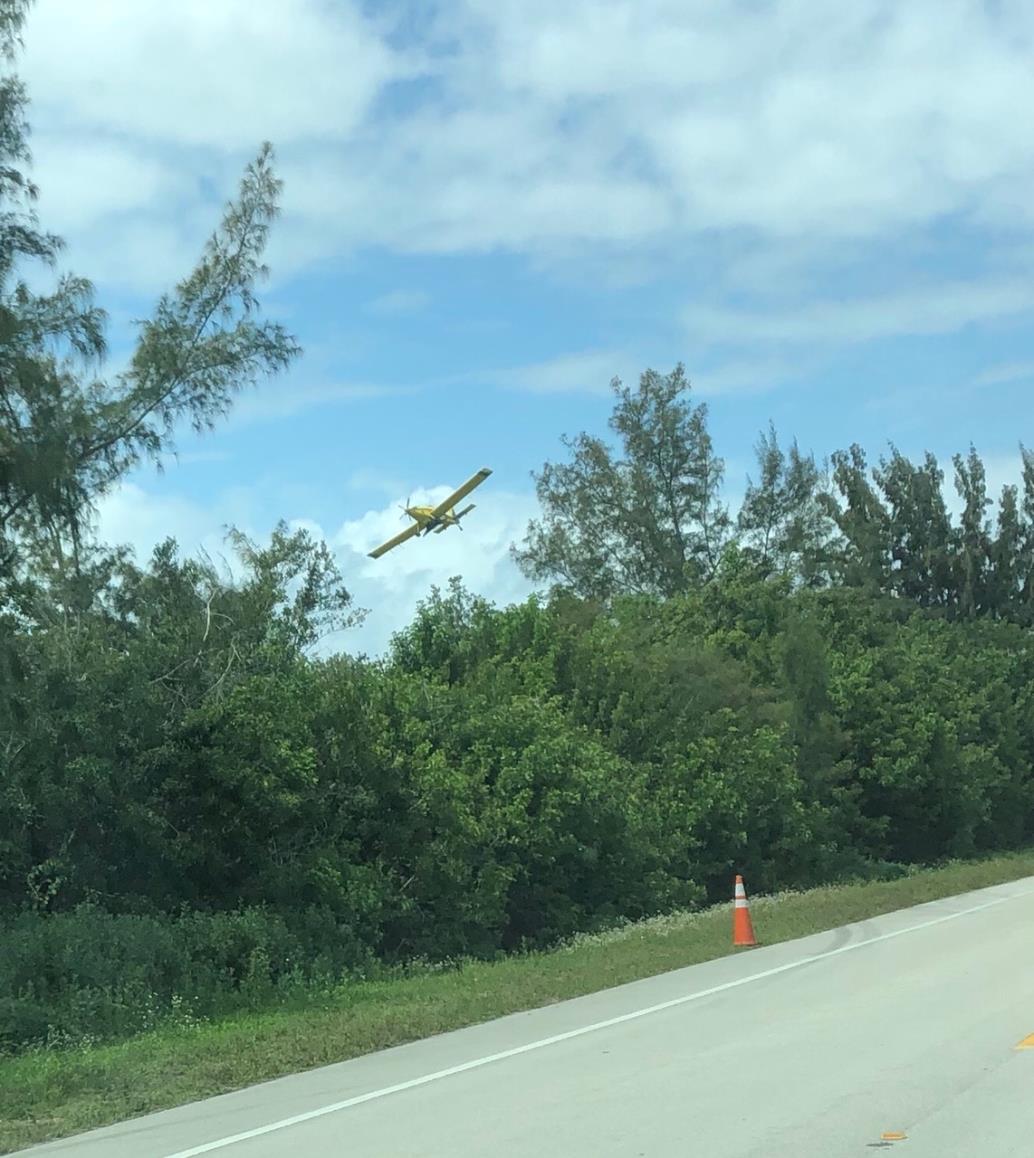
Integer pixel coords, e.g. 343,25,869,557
733,874,757,947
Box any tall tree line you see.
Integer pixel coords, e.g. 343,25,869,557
513,364,1034,625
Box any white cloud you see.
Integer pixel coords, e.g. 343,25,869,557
26,135,195,232
275,107,677,259
14,0,1034,345
229,380,416,425
332,484,540,655
91,482,243,573
90,477,541,660
299,0,1034,257
489,349,630,394
40,208,218,298
464,0,761,99
18,0,407,293
690,356,806,396
483,347,806,402
345,468,413,496
364,289,431,316
21,0,403,151
971,360,1034,388
864,354,1034,429
684,276,1034,350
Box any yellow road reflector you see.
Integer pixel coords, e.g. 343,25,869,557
881,1131,907,1141
1015,1033,1034,1049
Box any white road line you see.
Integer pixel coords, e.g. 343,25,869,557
163,886,1033,1157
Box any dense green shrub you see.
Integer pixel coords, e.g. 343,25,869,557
0,904,375,1053
5,566,1034,1055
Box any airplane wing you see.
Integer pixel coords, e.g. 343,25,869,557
368,522,421,559
428,468,492,520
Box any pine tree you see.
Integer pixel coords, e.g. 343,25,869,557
737,421,833,584
513,364,729,599
872,447,954,610
0,0,299,598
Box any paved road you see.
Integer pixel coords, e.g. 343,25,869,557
15,874,1034,1157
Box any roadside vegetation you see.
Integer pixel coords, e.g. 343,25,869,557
3,0,1034,1149
3,853,1034,1154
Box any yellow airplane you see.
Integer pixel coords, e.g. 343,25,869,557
367,467,492,559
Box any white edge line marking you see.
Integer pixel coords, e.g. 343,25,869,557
163,886,1033,1157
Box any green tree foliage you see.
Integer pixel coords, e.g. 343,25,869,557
736,421,833,584
6,546,1034,1053
871,446,955,608
0,0,298,592
3,1,1034,1061
516,363,1034,628
512,364,730,599
0,528,363,915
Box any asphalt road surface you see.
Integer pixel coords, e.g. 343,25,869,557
15,874,1034,1157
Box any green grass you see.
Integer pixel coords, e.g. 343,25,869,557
3,849,1034,1154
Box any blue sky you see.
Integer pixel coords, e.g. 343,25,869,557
15,0,1034,656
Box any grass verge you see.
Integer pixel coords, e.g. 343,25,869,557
3,848,1034,1154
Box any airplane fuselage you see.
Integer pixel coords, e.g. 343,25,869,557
405,505,460,533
